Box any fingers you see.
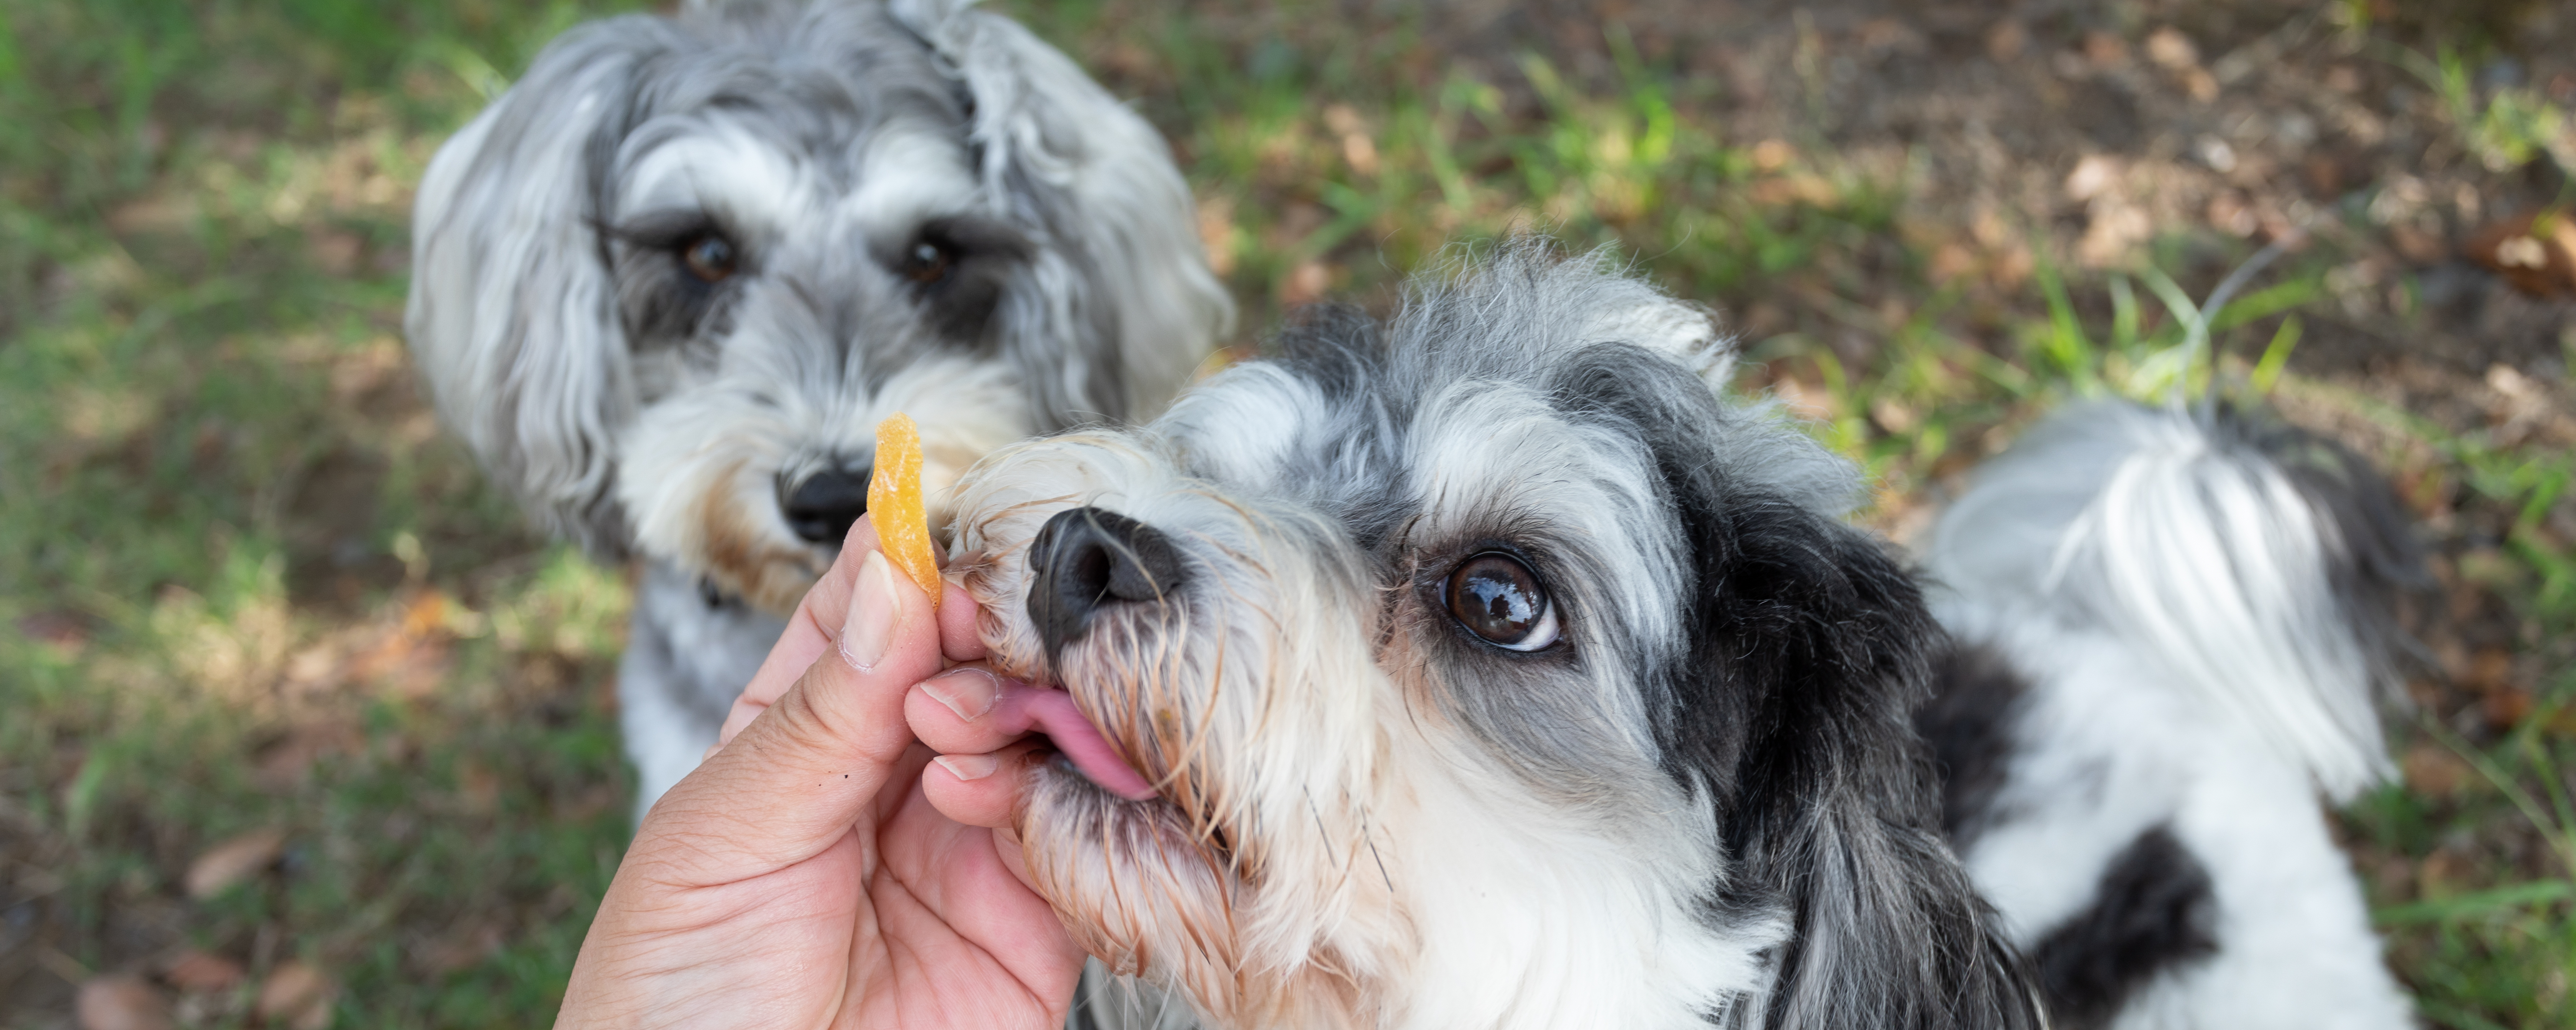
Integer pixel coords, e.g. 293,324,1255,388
642,548,946,879
905,665,1032,756
920,738,1049,830
938,571,987,662
717,524,993,748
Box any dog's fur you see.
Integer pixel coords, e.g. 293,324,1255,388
947,244,2040,1030
1919,400,2423,1029
405,0,1230,816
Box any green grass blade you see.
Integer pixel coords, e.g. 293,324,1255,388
2374,880,2576,926
2209,276,2319,331
2028,237,2098,390
2251,314,2302,394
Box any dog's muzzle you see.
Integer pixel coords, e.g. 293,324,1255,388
779,465,872,545
1026,506,1188,659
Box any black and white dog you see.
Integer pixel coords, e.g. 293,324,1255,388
945,244,2040,1029
404,0,1231,818
1919,400,2422,1028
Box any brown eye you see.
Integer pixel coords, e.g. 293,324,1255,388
904,239,955,285
1444,552,1560,651
681,235,736,283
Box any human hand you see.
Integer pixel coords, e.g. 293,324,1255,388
556,520,1082,1030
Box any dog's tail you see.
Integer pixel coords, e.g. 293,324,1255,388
1926,400,2424,801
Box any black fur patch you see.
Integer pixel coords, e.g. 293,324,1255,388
1271,302,1391,410
1549,342,2042,1030
895,215,1033,344
1917,641,2030,847
2031,824,2220,1028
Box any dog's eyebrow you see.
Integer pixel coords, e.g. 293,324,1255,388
912,215,1033,261
598,207,725,248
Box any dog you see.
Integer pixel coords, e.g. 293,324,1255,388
1917,399,2423,1028
404,0,1232,818
943,243,2040,1029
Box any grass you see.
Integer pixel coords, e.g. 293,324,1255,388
3,0,2571,1026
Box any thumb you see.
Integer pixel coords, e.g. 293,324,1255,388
640,549,944,879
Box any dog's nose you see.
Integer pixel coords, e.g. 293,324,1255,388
781,467,871,544
1027,506,1188,656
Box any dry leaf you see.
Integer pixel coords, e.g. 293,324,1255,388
2181,67,2219,102
1927,243,1980,284
1869,397,1921,434
2064,154,2120,202
2483,687,2535,731
2144,27,2199,69
1771,377,1840,421
256,961,337,1030
1277,262,1334,307
1195,196,1237,278
2082,31,2129,69
1985,20,2026,62
186,828,286,899
163,950,247,992
1852,18,1925,57
2463,648,2514,692
2388,223,2448,264
416,923,508,976
78,974,173,1030
1750,139,1796,173
2462,209,2576,297
2400,743,2472,798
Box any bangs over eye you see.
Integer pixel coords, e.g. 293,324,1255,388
887,216,1033,342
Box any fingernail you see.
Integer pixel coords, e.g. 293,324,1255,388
933,754,1000,781
841,551,901,672
920,668,1001,721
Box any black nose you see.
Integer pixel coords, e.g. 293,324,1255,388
781,467,871,544
1027,507,1188,657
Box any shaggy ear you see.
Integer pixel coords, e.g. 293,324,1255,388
890,0,1233,424
1698,501,2042,1030
405,18,670,556
1560,343,2039,1028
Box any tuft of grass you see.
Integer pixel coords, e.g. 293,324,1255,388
1,0,647,1023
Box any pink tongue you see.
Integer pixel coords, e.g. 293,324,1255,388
992,682,1161,801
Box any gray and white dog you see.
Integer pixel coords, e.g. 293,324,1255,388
1919,399,2422,1029
941,242,2422,1029
405,0,1231,819
945,244,2040,1030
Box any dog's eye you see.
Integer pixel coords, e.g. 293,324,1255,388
680,235,737,283
1444,552,1559,651
903,239,956,285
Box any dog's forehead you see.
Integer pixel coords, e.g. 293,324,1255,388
1162,334,1681,560
609,11,976,233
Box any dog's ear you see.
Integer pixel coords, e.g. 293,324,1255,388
405,18,669,556
890,0,1233,425
1699,501,2040,1030
1565,347,2040,1029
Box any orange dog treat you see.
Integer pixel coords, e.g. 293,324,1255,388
869,413,940,614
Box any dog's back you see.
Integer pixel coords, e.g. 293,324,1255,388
1920,400,2421,1028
